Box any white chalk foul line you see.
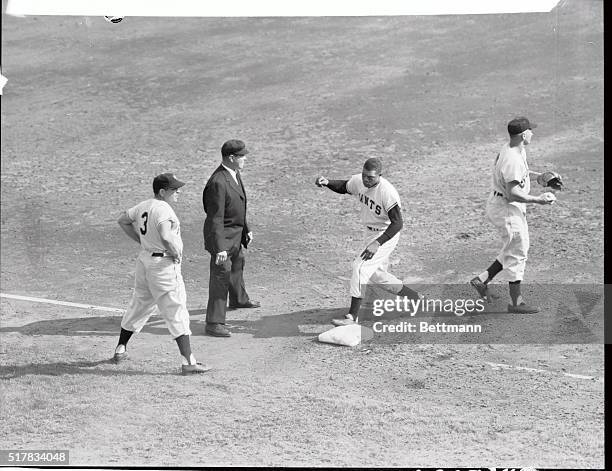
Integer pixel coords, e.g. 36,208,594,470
1,293,125,313
485,361,603,383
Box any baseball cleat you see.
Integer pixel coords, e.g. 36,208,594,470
181,362,212,375
507,303,539,314
112,351,128,363
469,277,491,302
331,314,358,326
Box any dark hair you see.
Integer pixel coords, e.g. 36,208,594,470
363,157,383,174
153,180,165,195
221,139,248,158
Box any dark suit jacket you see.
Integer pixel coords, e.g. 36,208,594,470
203,165,250,254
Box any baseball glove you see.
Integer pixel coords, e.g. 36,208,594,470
537,171,564,190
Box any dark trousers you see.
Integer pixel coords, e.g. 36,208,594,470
206,245,250,324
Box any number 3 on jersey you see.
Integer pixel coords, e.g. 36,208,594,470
140,211,148,235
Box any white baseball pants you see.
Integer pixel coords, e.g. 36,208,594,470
350,230,403,298
486,195,530,282
121,251,192,338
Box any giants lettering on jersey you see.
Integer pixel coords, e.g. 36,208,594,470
359,193,382,215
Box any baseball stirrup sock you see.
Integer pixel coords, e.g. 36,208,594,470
175,334,193,363
485,260,503,283
349,297,362,316
118,328,134,347
397,285,420,299
509,280,522,305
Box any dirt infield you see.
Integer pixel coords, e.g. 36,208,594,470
0,1,604,467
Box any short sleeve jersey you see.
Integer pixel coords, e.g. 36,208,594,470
346,174,401,230
492,143,530,214
126,198,182,254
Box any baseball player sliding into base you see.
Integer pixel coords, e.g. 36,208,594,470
316,158,421,325
470,117,556,313
113,173,210,375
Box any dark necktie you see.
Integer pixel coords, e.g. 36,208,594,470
236,171,246,198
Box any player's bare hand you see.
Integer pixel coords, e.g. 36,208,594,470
360,240,380,260
215,251,228,265
539,192,557,205
246,231,253,244
315,176,328,187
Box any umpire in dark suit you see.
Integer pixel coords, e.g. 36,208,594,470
202,139,260,337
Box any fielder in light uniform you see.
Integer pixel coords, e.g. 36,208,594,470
113,173,210,374
470,117,556,313
316,158,421,325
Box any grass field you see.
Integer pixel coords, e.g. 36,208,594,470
0,0,604,467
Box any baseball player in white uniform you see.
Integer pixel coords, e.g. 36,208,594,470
316,158,421,325
470,117,556,313
113,173,210,374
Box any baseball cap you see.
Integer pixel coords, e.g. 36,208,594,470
507,117,537,135
221,139,249,157
153,173,185,193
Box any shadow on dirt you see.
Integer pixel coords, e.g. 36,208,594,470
0,308,352,338
0,359,178,379
2,286,602,343
0,314,167,337
0,304,539,339
0,283,604,343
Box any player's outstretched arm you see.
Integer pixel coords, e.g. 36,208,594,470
315,177,349,194
118,212,140,244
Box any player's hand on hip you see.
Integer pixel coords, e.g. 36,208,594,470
360,240,380,261
215,251,228,265
246,231,253,244
315,176,328,187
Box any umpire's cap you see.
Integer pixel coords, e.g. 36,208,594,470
507,117,537,136
153,173,185,194
221,139,249,158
